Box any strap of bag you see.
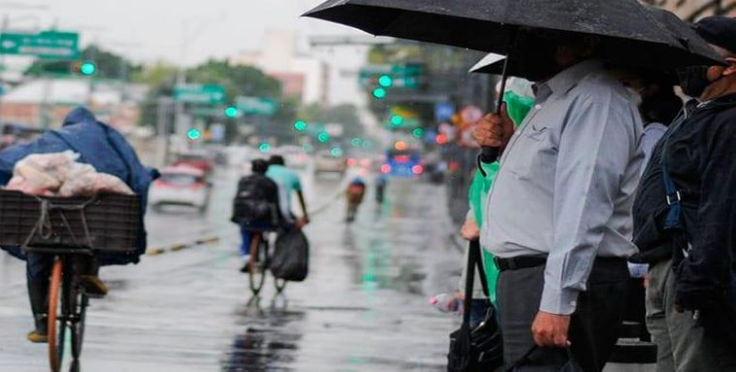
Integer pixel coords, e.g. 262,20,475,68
472,239,491,298
461,240,478,325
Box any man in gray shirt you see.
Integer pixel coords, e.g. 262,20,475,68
474,29,643,371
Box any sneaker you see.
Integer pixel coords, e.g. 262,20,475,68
239,255,251,273
27,329,48,343
79,275,109,298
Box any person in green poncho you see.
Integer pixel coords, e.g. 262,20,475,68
458,77,535,327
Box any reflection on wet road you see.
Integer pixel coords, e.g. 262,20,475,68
0,167,463,371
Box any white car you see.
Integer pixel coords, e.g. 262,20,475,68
149,166,210,212
314,150,347,174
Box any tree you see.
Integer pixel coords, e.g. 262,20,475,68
24,45,141,80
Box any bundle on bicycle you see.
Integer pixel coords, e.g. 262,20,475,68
0,107,157,372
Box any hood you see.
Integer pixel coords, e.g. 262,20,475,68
62,106,97,127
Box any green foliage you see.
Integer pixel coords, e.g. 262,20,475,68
24,45,141,80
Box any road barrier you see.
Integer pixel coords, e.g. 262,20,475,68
146,236,221,256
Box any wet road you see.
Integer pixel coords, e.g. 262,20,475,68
0,165,465,371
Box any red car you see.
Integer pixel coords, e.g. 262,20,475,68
172,152,214,175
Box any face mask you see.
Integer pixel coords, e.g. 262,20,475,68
625,87,643,106
677,65,716,98
512,33,562,81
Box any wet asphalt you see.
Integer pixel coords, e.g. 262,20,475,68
0,165,465,371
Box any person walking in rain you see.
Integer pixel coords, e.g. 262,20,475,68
473,29,643,371
633,16,736,371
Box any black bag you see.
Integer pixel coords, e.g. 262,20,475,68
271,229,309,282
232,175,278,224
447,240,504,372
506,346,583,372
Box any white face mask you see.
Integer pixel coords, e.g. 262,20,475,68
625,86,643,106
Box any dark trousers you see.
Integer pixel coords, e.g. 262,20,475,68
498,258,628,372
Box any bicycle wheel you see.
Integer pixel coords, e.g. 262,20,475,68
70,289,88,361
48,259,66,372
274,275,287,294
248,234,268,295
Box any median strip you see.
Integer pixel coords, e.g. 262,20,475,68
146,236,221,256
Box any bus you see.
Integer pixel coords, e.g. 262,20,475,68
382,146,422,177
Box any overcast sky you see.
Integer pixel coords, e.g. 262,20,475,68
0,0,371,104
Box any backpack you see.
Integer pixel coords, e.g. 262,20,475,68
232,175,279,225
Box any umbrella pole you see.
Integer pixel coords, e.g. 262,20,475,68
480,29,517,163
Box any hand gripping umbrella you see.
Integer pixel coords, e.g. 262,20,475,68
304,0,724,161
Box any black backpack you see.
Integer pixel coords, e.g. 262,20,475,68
231,175,279,225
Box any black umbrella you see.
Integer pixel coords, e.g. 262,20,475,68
304,0,724,160
469,7,717,76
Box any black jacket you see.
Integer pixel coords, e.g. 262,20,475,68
633,93,736,309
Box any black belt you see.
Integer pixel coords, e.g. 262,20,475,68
494,255,547,272
494,255,627,272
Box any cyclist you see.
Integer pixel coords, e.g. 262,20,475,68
345,177,366,222
266,155,309,228
0,107,156,343
232,159,281,273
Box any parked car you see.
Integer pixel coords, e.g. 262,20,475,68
314,149,347,175
149,166,210,212
172,151,214,175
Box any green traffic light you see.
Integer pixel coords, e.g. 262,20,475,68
294,120,308,131
372,87,387,99
224,106,239,118
259,143,271,152
413,127,425,138
317,132,330,143
378,74,393,87
80,62,96,76
187,128,201,140
330,147,343,157
390,115,404,126
351,137,362,147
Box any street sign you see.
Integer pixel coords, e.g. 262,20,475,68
0,31,80,60
359,63,424,88
235,96,277,116
174,85,226,104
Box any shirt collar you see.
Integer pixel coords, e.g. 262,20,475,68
533,59,604,102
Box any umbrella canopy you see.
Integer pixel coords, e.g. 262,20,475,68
304,0,724,69
468,7,720,76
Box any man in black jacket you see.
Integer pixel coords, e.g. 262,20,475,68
633,16,736,372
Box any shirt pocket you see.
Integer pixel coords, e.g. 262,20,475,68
504,125,550,177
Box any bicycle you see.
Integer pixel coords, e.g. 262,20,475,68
248,231,287,297
26,246,93,372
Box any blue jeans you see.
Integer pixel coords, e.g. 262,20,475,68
239,221,277,258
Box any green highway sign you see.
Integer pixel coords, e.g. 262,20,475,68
174,84,226,104
359,63,424,88
0,31,80,60
235,96,277,116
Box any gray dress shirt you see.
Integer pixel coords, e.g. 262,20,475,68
481,59,644,315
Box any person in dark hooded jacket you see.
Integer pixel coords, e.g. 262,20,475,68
632,16,736,371
0,107,157,343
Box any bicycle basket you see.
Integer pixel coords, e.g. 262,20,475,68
0,190,140,252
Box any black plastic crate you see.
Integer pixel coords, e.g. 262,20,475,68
0,190,140,252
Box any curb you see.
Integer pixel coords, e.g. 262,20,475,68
145,236,221,256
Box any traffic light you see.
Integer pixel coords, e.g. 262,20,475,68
317,132,330,143
330,147,343,157
351,137,363,147
259,143,272,152
372,87,387,99
378,74,393,88
79,62,96,76
224,106,239,118
390,115,404,127
412,127,425,139
294,120,308,131
187,128,201,140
